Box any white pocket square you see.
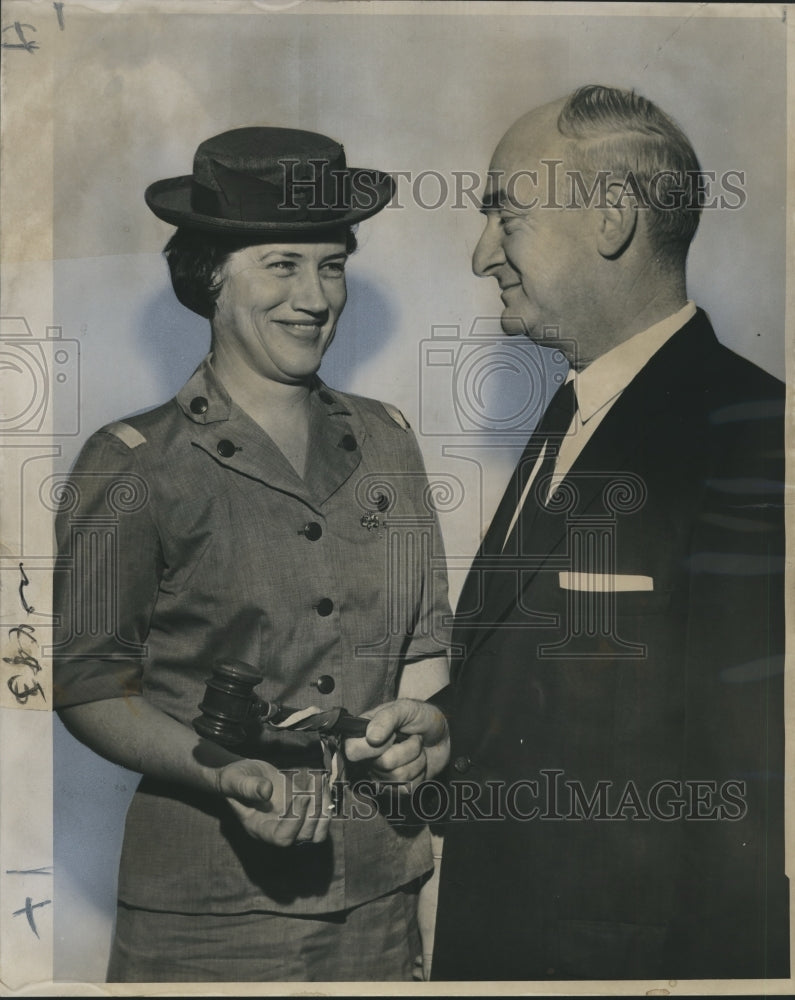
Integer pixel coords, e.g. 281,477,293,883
558,572,654,592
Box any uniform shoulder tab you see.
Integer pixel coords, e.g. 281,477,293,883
381,402,411,430
103,421,147,449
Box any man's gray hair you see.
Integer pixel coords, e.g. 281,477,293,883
558,84,703,262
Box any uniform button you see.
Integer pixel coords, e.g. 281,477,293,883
190,396,208,414
340,434,357,451
374,493,390,512
452,755,471,774
314,598,334,617
302,522,322,541
311,675,335,694
217,439,237,458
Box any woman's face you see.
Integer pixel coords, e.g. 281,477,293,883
211,239,348,385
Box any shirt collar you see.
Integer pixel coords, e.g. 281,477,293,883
573,300,697,423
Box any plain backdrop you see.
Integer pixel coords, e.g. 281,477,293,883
7,1,785,984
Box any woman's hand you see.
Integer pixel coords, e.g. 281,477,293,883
58,696,334,846
216,759,333,847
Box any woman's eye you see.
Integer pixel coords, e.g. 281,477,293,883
322,261,346,277
266,260,297,272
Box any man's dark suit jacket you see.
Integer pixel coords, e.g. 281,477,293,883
431,310,789,981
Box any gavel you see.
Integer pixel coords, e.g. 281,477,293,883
193,658,376,748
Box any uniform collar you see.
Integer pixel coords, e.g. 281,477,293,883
176,355,234,423
176,355,366,508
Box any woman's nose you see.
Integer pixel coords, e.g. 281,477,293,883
292,267,329,315
472,215,505,277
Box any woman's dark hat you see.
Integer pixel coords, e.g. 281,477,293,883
145,127,395,235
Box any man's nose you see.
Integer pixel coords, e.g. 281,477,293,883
472,215,505,277
292,267,329,316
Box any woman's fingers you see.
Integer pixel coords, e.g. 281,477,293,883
217,759,274,802
233,773,274,802
282,770,331,845
222,762,333,846
272,792,313,847
309,773,333,843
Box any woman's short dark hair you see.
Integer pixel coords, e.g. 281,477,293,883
163,225,358,319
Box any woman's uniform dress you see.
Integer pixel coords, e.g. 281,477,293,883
53,358,452,981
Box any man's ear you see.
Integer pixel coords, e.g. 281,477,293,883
596,181,638,259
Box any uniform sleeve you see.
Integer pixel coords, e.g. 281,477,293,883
52,429,163,709
400,426,453,664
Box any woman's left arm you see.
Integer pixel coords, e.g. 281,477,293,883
396,655,449,702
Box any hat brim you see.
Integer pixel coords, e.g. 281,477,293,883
144,171,395,235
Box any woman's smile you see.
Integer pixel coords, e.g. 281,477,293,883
211,241,348,386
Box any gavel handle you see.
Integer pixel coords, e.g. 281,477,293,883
276,708,410,742
327,713,370,738
313,712,411,742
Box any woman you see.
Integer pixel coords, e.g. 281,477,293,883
53,126,451,983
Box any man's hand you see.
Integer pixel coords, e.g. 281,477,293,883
216,759,333,847
344,698,450,793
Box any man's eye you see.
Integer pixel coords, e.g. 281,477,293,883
499,216,520,233
266,260,297,272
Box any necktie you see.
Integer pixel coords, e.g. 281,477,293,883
453,378,577,636
484,377,578,557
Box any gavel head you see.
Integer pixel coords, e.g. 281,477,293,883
193,659,264,747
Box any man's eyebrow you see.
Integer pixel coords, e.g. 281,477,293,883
479,189,506,212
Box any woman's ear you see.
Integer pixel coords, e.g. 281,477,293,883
596,181,638,259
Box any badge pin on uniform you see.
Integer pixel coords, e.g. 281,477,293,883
360,492,389,530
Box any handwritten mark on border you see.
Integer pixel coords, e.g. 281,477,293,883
3,563,46,705
12,897,52,938
1,22,38,52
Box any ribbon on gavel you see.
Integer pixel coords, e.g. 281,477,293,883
268,704,352,791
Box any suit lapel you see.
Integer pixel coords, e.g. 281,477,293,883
453,310,719,662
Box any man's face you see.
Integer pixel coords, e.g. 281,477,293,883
473,107,600,360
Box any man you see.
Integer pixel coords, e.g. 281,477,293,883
347,85,789,981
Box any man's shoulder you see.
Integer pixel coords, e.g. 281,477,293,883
672,308,784,403
642,310,785,420
702,341,785,454
708,339,784,403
